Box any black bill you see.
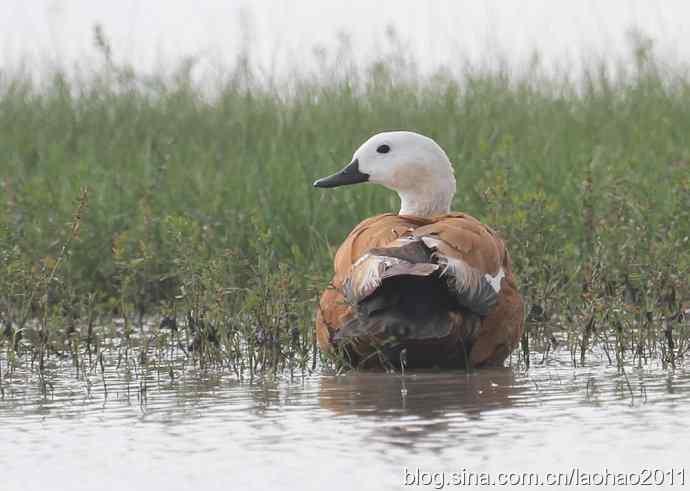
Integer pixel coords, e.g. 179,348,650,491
313,158,369,188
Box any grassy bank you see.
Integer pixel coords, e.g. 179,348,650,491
1,41,689,379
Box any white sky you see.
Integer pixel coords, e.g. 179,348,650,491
2,1,689,78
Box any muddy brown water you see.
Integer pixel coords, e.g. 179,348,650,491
1,348,689,491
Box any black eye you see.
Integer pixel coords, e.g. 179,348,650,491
376,144,390,154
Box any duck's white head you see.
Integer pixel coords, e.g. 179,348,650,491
314,131,456,217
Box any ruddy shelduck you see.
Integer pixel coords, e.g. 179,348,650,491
314,131,524,368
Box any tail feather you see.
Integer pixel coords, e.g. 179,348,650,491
333,274,483,369
334,276,456,342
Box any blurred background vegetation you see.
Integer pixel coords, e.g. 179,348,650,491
1,30,688,373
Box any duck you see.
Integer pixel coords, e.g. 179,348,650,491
313,131,524,369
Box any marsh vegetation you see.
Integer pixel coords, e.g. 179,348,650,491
1,31,688,388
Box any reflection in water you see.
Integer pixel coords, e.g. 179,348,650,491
320,369,518,416
319,370,521,449
1,351,690,491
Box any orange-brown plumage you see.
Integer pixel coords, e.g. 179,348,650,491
316,213,524,368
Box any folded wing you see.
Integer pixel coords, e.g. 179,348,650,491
316,213,524,368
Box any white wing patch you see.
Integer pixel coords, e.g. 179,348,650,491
484,268,505,293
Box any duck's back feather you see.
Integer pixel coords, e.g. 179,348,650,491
316,213,524,368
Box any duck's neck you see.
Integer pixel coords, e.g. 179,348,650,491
397,179,456,217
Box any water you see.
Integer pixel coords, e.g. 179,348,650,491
1,350,689,491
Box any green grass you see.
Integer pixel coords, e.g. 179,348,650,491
0,37,689,378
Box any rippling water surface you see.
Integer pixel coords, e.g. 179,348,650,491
2,349,689,490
